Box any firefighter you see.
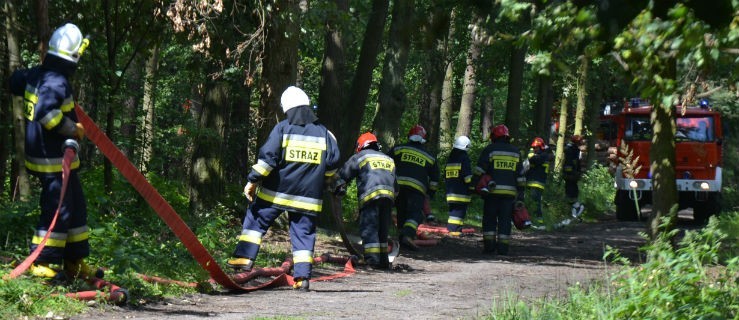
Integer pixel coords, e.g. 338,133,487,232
474,125,525,255
525,137,554,221
390,125,439,251
445,136,474,236
228,86,340,291
8,23,99,280
334,132,396,269
563,135,585,219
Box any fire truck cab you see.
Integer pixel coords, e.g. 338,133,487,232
605,99,723,223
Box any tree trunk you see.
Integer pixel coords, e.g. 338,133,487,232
536,74,554,144
6,0,30,201
33,0,49,62
585,64,604,168
574,57,588,136
480,75,494,142
554,95,569,172
0,4,9,197
438,9,456,151
505,44,526,139
342,0,388,160
257,0,300,151
140,44,159,174
455,17,481,139
317,0,348,157
372,0,415,150
419,8,448,155
189,81,228,215
121,56,142,159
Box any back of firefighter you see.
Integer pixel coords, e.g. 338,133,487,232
390,125,439,251
525,137,554,220
335,132,396,269
228,86,340,291
9,23,99,279
445,136,473,236
474,125,525,255
563,135,585,219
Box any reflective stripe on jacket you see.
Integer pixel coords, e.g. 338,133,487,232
474,141,525,197
337,149,396,207
390,142,439,194
445,149,473,203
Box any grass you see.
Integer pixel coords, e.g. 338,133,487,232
482,211,739,319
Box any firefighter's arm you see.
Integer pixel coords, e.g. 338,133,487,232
323,130,341,188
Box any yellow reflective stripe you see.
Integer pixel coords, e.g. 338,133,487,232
257,190,322,212
482,231,496,240
448,216,463,225
463,175,472,184
325,168,337,177
397,179,425,193
361,189,395,205
446,164,461,170
446,194,471,203
32,236,66,248
491,189,517,196
60,98,75,112
252,160,273,176
67,231,89,243
527,181,545,189
282,136,327,150
238,234,262,245
293,250,314,264
403,219,419,230
25,158,81,173
24,90,39,104
41,109,64,130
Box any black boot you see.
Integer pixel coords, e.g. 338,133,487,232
497,241,510,255
483,239,497,254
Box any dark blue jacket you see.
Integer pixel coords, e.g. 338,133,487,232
526,147,554,189
248,119,340,215
389,141,439,195
474,140,525,197
445,148,473,203
337,149,396,207
9,57,80,175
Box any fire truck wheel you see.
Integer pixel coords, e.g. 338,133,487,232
692,193,721,225
615,191,639,221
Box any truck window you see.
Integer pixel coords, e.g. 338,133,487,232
624,117,651,141
676,117,714,142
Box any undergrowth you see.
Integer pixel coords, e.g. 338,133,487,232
484,211,739,319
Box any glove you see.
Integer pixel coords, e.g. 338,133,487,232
244,182,259,202
74,123,85,140
334,184,347,197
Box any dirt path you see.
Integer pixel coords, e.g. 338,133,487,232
75,216,646,320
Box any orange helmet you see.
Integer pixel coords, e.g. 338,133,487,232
531,137,545,148
356,132,379,153
570,135,583,144
491,124,510,140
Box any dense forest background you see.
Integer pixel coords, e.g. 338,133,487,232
1,0,739,237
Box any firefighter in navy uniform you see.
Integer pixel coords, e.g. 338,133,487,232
474,125,525,255
9,23,98,279
228,86,340,291
563,135,585,219
334,132,396,269
525,137,554,220
390,125,439,251
445,136,474,236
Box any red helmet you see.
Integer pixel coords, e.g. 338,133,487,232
571,135,583,144
408,125,427,139
531,137,545,148
491,124,510,140
356,132,378,153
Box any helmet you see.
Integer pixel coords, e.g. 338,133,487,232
280,86,310,113
408,125,427,143
570,135,583,144
47,23,84,63
491,124,509,140
356,132,378,153
530,137,545,148
452,136,471,151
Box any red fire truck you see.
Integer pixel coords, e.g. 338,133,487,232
602,99,723,223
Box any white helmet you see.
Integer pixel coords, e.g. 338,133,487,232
47,23,84,63
280,86,310,113
453,135,471,151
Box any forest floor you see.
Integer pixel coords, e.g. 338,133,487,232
73,213,666,320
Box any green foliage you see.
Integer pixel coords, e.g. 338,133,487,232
579,164,616,215
484,212,739,319
0,276,86,319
